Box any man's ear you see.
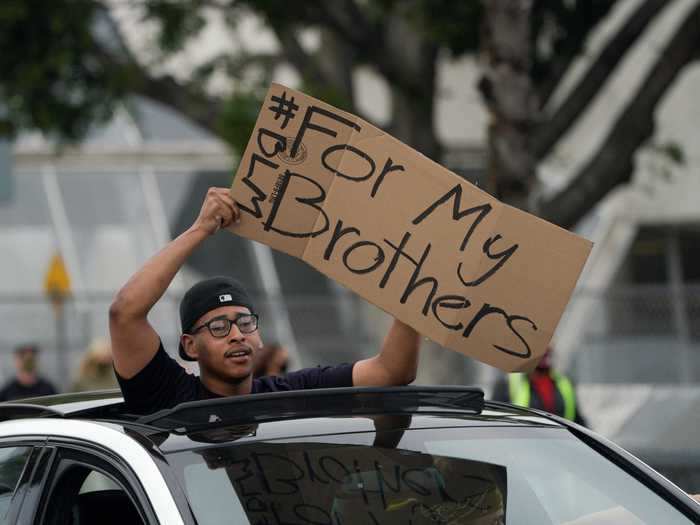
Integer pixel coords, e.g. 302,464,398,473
181,335,199,360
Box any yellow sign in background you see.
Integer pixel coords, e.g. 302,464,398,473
44,252,71,303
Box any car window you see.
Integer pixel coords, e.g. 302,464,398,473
168,423,695,525
0,446,32,524
79,470,121,493
424,431,691,524
41,462,145,525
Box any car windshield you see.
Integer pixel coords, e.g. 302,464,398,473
167,420,693,525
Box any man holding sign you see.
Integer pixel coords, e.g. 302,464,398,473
111,82,590,415
109,188,421,415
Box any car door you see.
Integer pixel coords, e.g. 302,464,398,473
19,441,158,525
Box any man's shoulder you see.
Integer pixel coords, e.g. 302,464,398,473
252,375,294,393
118,341,201,414
268,362,355,391
118,342,186,382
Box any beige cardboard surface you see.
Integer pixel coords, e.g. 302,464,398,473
230,83,592,372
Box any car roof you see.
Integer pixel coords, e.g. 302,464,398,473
0,389,125,412
0,386,564,454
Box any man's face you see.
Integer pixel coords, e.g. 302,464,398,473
183,305,262,382
15,349,37,373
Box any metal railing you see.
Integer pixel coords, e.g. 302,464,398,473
1,284,699,389
566,284,700,383
0,291,384,390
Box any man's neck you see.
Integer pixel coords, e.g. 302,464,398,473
201,374,253,397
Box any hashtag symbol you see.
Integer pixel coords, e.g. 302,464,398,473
267,91,299,129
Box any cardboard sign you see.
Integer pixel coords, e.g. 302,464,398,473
230,83,592,372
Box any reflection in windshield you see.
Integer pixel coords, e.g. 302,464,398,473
170,424,694,525
181,441,506,524
209,443,504,524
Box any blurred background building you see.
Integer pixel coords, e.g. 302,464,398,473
0,0,698,492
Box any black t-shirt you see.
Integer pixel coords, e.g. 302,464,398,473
0,378,57,401
117,342,355,415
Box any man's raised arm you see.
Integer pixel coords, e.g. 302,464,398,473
352,319,421,387
109,188,239,379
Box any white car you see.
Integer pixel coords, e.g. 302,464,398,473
0,386,698,524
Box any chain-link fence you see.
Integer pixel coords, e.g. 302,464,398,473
1,284,699,390
0,291,386,391
568,284,700,384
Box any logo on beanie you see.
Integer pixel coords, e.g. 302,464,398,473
219,294,233,303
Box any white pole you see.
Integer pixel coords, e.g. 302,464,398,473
249,241,301,370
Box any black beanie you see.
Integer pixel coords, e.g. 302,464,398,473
178,276,255,361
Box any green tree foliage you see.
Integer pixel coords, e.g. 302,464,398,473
0,0,617,152
0,0,606,148
0,0,131,140
134,0,485,156
0,0,696,227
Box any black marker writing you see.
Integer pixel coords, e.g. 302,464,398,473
257,128,288,158
371,158,404,198
457,234,519,287
323,220,361,261
291,106,360,159
463,303,537,358
321,144,376,182
263,170,329,238
342,241,386,275
431,295,471,331
235,154,277,219
412,184,492,252
268,91,299,129
399,243,438,316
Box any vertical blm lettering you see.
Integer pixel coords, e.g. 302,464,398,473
234,154,277,219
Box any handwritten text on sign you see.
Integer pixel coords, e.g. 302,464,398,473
230,84,592,372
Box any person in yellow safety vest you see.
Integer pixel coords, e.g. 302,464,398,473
491,346,587,426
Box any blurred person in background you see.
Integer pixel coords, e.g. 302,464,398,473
253,341,289,379
492,346,587,426
0,343,58,401
71,338,118,392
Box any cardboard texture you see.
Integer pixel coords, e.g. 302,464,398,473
230,83,592,372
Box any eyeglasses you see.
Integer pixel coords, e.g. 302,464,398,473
190,314,259,338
